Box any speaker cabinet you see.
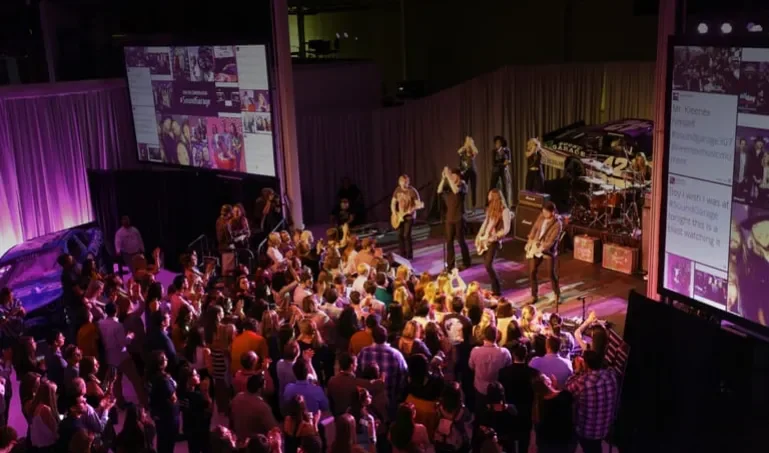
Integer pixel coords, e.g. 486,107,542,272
515,204,540,241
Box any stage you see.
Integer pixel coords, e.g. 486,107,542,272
308,221,646,336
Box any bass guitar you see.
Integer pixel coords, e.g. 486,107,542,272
524,239,544,259
391,201,424,229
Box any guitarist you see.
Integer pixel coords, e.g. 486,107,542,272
391,174,422,259
527,201,563,305
477,188,512,295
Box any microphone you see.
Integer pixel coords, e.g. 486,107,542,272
577,296,587,302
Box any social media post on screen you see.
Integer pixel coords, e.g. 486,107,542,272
732,123,769,208
664,252,694,298
669,90,738,185
672,46,741,95
692,263,728,309
726,202,769,326
665,174,732,272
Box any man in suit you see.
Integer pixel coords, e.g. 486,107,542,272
527,201,563,304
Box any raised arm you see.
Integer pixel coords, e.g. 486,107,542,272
436,174,446,194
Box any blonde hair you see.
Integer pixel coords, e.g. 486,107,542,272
402,320,421,340
423,282,438,304
395,266,409,282
436,274,452,297
213,323,236,350
268,232,281,247
356,263,370,276
466,281,481,296
261,310,280,337
394,286,413,317
300,231,314,243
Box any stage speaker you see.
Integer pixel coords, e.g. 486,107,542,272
641,193,651,272
515,204,540,241
518,190,550,209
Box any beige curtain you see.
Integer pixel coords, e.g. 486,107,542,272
296,61,654,224
602,62,656,121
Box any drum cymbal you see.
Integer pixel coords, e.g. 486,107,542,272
580,176,606,185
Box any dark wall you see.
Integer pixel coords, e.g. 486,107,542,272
88,169,279,271
291,0,658,93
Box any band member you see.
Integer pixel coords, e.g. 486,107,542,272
527,201,563,304
525,138,545,192
391,175,422,259
735,137,750,199
629,152,652,182
477,189,512,295
458,136,479,209
750,137,766,201
490,135,512,204
216,204,233,252
438,167,472,270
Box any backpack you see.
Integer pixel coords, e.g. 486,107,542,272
433,404,470,452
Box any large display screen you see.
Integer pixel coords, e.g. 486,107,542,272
662,42,769,328
124,45,276,176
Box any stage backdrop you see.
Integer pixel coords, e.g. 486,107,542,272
296,61,655,224
0,80,137,256
0,61,654,256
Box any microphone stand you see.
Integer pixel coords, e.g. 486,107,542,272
578,295,587,320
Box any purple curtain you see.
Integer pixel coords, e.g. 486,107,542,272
0,80,136,256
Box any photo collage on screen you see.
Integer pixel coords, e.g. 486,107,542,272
728,47,769,326
665,46,741,311
125,45,275,176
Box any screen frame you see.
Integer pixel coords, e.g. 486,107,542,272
121,37,280,179
657,34,769,334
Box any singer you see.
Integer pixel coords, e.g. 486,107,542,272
438,167,472,270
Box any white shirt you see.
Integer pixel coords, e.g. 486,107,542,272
115,226,144,255
738,150,747,182
352,275,368,295
98,317,130,367
538,219,551,240
343,250,359,275
267,246,284,272
293,285,312,306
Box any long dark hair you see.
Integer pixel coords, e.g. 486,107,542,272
389,403,416,450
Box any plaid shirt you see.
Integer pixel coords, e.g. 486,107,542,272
565,368,618,440
357,343,408,403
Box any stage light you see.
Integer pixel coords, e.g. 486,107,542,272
721,22,733,34
748,23,763,32
697,22,709,34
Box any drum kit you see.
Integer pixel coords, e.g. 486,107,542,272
570,151,650,235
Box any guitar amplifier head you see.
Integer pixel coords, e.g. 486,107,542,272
518,190,550,209
515,204,541,241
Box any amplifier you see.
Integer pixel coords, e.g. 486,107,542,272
602,243,639,275
518,190,550,209
574,235,601,263
515,204,540,241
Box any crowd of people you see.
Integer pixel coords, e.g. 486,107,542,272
0,211,619,453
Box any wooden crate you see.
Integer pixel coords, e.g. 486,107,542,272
574,235,601,263
602,243,639,275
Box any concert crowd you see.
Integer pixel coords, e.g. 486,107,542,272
0,205,618,453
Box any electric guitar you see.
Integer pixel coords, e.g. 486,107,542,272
475,233,490,256
525,239,544,259
391,201,424,229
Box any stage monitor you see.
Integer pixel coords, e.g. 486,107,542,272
123,44,276,177
660,38,769,330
